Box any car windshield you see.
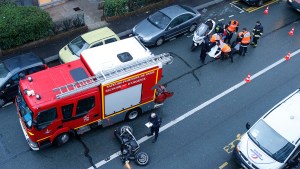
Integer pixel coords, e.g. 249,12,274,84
68,36,89,57
0,62,10,87
16,90,34,129
247,120,295,163
148,11,171,29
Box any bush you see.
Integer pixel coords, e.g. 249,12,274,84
0,3,53,49
104,0,129,17
51,13,85,34
104,0,165,17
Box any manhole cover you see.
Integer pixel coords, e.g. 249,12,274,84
73,7,81,11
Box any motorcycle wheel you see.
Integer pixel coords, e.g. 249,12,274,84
191,42,196,51
118,125,133,134
135,152,149,166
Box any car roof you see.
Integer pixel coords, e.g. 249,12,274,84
160,5,193,19
263,90,300,144
81,27,119,44
2,52,43,72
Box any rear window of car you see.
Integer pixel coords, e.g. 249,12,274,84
104,38,118,44
180,5,196,14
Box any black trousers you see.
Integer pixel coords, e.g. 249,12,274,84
200,47,207,63
150,127,159,140
239,43,249,56
224,31,233,44
221,51,233,62
252,36,259,45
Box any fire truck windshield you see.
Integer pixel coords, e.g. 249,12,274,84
17,91,34,129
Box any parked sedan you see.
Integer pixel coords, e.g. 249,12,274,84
132,5,201,46
59,27,120,63
0,53,47,107
287,0,300,12
242,0,270,6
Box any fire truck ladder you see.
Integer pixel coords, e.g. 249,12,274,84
53,52,173,99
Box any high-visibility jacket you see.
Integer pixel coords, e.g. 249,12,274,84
238,31,251,44
227,20,239,33
210,33,221,43
218,41,231,53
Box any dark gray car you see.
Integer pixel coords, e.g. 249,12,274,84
0,53,47,107
132,5,201,46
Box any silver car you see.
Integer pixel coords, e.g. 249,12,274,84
132,5,201,46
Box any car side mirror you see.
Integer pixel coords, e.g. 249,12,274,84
246,122,251,130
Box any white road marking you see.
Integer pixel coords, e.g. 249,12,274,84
228,15,234,18
230,2,245,13
88,49,300,169
2,101,13,108
218,18,225,22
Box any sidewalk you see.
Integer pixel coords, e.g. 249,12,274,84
45,0,108,30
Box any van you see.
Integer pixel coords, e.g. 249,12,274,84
234,89,300,169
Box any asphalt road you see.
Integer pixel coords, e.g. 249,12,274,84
1,1,300,169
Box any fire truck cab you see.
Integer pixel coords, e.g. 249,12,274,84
16,37,173,150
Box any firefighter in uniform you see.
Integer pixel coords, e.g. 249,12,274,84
251,21,263,48
216,40,233,63
238,28,251,56
224,20,239,44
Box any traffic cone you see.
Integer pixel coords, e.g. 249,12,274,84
244,74,251,83
284,52,291,60
288,27,294,36
264,6,269,14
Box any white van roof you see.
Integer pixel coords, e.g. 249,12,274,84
263,90,300,144
80,37,152,75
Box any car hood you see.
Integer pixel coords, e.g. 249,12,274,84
239,134,282,168
133,19,163,38
59,45,79,63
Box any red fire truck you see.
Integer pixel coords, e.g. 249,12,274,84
15,37,173,150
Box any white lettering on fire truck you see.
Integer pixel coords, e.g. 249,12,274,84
105,70,155,93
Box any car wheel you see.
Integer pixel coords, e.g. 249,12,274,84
118,125,133,134
55,133,70,147
135,152,149,166
189,24,197,33
0,98,6,108
126,108,141,121
191,42,196,51
257,0,263,6
155,37,164,46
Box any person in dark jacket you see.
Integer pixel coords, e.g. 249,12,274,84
146,112,162,143
251,21,263,48
200,35,211,64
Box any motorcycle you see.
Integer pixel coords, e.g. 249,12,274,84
114,125,149,166
191,19,216,51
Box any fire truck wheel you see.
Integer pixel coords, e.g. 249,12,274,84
135,152,149,166
118,125,133,134
55,133,70,146
126,108,141,121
